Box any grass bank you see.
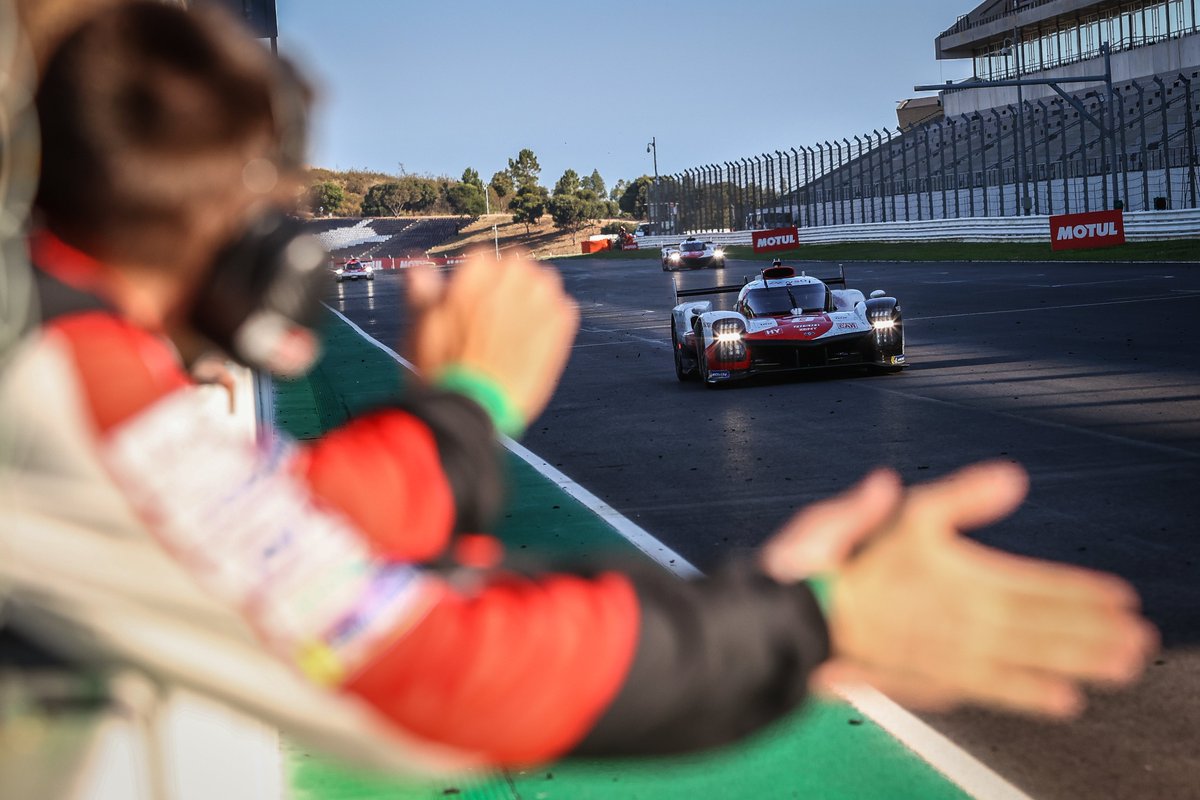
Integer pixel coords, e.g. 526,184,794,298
569,239,1200,263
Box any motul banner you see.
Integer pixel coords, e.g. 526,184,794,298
1050,210,1125,251
752,227,800,253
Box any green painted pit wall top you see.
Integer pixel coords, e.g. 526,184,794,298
277,312,972,800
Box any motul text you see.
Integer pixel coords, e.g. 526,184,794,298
1049,210,1125,251
752,227,800,253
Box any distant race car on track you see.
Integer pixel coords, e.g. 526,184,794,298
670,263,905,385
661,237,726,271
335,257,374,282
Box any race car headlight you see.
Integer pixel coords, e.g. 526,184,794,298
871,318,895,330
711,318,748,362
713,248,725,258
669,253,681,261
364,265,374,273
334,268,344,275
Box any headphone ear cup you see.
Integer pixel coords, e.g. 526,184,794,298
191,211,329,375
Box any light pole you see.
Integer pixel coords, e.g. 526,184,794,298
647,137,659,228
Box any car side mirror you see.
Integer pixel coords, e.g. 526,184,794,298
870,290,886,299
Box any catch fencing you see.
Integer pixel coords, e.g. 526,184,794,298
647,70,1200,235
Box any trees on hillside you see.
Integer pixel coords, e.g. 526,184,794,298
309,180,346,216
461,167,483,190
553,169,580,198
361,177,440,216
549,167,613,243
507,148,542,191
489,171,514,208
581,169,605,199
511,184,549,233
609,178,628,204
447,167,487,216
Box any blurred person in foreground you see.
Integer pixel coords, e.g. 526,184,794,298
0,0,1155,772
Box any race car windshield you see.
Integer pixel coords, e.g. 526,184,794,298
681,242,706,252
744,285,826,315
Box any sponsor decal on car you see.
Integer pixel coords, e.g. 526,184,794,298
891,355,906,365
1049,210,1125,251
708,370,731,379
752,226,800,253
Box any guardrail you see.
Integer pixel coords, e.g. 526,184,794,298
634,208,1200,249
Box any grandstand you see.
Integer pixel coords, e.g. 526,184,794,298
650,0,1200,230
308,217,467,261
938,0,1199,115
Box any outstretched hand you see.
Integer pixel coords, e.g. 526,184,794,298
762,462,1156,717
406,252,579,426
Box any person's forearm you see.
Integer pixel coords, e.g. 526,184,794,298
575,562,829,756
297,386,506,563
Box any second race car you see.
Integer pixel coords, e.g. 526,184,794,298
670,263,906,385
661,237,726,271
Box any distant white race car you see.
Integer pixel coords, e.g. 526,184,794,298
661,237,726,271
335,258,374,282
670,263,906,386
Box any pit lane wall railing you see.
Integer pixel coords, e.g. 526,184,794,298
646,71,1200,235
634,207,1200,248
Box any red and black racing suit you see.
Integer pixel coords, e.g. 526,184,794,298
28,232,831,766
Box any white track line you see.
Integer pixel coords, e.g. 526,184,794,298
323,302,1032,800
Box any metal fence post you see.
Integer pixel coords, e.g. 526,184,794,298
1115,90,1131,211
1005,105,1020,214
920,127,932,220
839,139,850,224
1026,101,1037,215
779,150,788,223
850,135,864,223
1135,80,1150,211
724,162,734,230
935,123,947,219
801,147,815,227
871,131,884,222
964,115,977,216
766,153,777,224
881,129,895,221
1035,100,1050,214
991,108,1005,215
703,164,712,231
787,148,799,224
1180,73,1198,208
836,140,847,225
680,169,690,232
815,143,827,226
1089,92,1110,210
739,158,750,229
749,155,760,228
1154,76,1171,208
948,118,960,218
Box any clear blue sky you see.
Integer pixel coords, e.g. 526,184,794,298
279,1,974,188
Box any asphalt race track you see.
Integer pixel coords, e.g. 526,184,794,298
331,256,1200,800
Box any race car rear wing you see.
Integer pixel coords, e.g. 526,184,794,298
674,265,847,301
675,283,743,299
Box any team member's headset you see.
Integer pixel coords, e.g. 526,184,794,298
191,209,328,378
188,56,329,378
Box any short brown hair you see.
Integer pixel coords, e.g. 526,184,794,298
34,1,301,269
